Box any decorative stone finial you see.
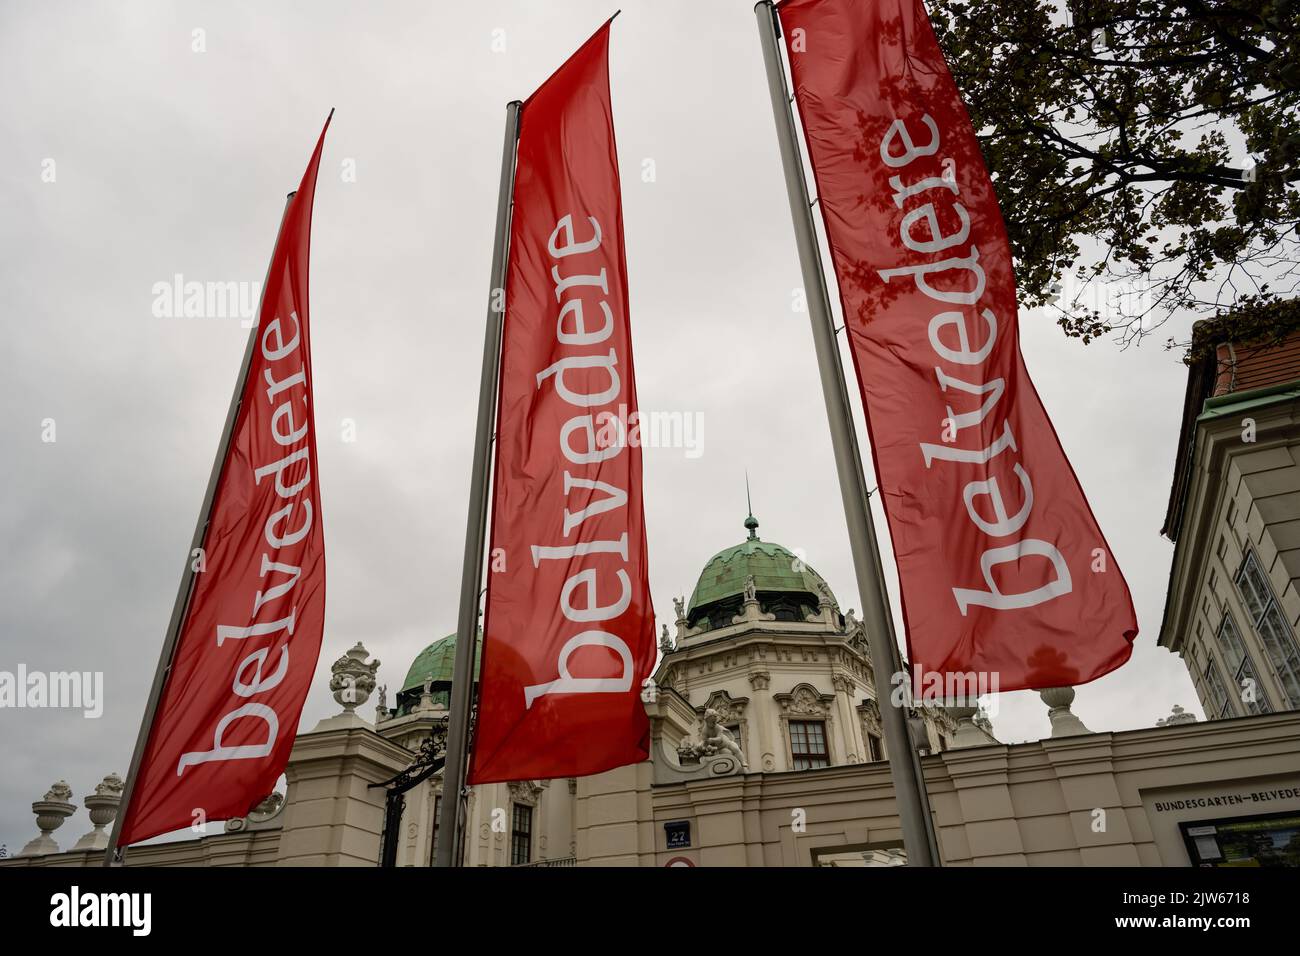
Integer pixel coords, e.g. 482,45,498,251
329,642,380,716
946,704,1000,748
313,643,381,732
71,773,124,851
20,780,76,857
1038,686,1091,737
1156,703,1197,727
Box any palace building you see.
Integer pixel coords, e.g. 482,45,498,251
1159,319,1300,719
7,330,1300,867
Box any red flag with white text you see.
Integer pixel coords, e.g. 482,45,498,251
776,0,1136,691
469,21,656,783
117,117,330,844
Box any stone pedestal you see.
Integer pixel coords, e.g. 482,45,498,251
948,705,1000,749
1039,687,1092,738
275,725,413,866
71,773,123,851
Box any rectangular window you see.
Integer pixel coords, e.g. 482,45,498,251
510,804,533,866
725,723,745,757
1236,550,1300,707
867,732,884,762
789,720,829,770
1204,658,1234,719
1215,612,1270,715
428,795,442,867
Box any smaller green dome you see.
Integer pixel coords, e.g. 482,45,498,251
402,630,482,694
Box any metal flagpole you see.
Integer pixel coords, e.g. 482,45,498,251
103,193,297,867
435,100,522,869
754,0,939,866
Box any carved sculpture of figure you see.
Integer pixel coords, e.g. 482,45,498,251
659,624,673,653
700,708,747,769
844,608,860,633
673,595,686,620
412,675,438,714
743,574,757,603
377,684,388,711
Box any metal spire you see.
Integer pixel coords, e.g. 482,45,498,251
744,472,759,540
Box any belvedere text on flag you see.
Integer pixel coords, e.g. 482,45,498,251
117,117,331,845
776,0,1137,690
468,21,656,783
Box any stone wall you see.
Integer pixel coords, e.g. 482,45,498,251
588,711,1300,867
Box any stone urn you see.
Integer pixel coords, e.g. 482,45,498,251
20,781,77,856
329,642,380,716
72,773,124,851
314,642,381,731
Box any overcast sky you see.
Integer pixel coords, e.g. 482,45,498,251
0,0,1203,852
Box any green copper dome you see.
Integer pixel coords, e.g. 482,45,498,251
402,630,482,694
687,514,834,627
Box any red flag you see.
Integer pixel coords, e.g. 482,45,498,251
118,117,330,844
776,0,1136,691
469,21,655,783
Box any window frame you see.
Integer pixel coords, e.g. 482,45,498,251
1234,548,1300,708
789,718,830,770
427,794,442,867
1214,610,1271,715
867,731,884,762
509,802,533,866
1203,656,1234,719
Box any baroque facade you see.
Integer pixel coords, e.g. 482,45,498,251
6,509,1300,868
